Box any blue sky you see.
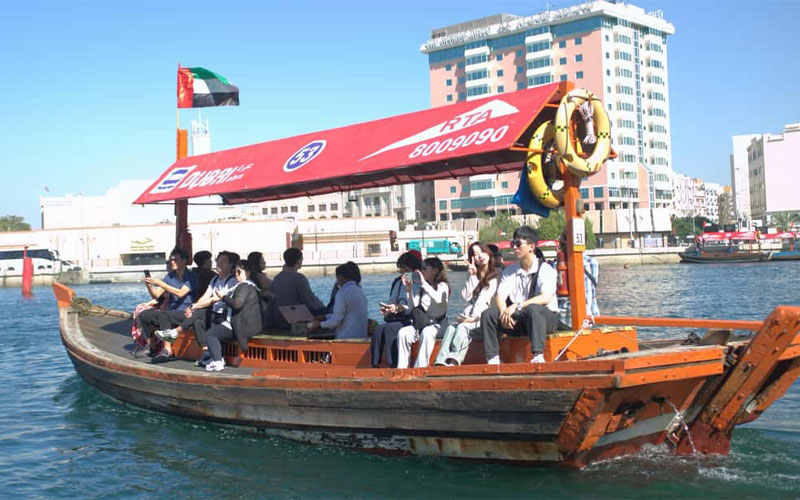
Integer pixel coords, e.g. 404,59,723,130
1,0,798,228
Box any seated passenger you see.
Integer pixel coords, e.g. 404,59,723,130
204,260,264,372
247,251,272,302
138,247,198,363
434,242,498,366
266,248,326,330
370,251,423,367
479,226,558,365
154,251,238,366
307,261,368,339
192,250,217,298
397,257,449,369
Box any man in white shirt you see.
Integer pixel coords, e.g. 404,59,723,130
480,226,559,364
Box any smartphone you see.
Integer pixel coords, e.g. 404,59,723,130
144,270,151,278
379,302,391,308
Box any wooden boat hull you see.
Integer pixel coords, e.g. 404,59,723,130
770,251,800,261
678,251,769,263
56,283,800,467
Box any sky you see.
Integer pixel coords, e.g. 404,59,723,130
1,0,798,229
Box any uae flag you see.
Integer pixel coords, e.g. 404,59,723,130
177,67,239,108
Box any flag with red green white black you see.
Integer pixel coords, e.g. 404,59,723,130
177,67,239,108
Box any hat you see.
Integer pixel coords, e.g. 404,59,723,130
408,249,422,261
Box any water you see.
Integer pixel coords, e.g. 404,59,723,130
2,262,800,498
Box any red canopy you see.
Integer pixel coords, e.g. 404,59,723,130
134,83,565,205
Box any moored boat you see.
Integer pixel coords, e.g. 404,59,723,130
55,82,800,466
679,231,769,263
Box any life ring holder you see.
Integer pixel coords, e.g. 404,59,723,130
526,121,564,209
555,89,612,177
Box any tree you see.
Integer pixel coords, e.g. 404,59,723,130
534,210,596,249
0,215,30,232
771,212,800,232
670,215,713,243
478,212,519,243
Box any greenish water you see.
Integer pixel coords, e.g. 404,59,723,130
2,262,799,498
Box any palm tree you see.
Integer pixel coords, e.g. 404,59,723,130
771,212,800,232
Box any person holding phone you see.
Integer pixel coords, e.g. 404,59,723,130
396,257,449,369
434,242,498,366
369,251,422,367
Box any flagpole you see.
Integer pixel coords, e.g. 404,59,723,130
175,62,190,259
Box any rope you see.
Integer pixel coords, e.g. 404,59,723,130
71,295,132,319
577,101,596,145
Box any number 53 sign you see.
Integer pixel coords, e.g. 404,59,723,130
572,218,586,252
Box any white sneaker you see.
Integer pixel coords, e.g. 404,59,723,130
155,328,178,342
487,355,501,365
205,359,225,372
531,353,545,363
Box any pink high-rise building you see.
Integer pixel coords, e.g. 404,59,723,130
421,1,675,221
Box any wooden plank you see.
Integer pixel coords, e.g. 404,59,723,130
285,389,581,413
595,315,762,331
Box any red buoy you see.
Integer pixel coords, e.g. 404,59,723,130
21,246,33,297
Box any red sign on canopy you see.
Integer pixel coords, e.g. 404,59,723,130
134,83,566,205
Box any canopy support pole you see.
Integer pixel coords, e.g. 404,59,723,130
175,128,190,259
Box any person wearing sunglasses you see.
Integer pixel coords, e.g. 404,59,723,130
479,226,558,364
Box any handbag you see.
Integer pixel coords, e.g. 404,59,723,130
410,287,446,329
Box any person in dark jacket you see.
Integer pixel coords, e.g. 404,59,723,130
204,260,263,372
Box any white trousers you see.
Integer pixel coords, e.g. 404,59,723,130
396,323,443,369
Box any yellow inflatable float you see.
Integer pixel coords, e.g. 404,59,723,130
554,89,611,177
526,121,564,209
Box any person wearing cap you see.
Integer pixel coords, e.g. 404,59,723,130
479,226,558,365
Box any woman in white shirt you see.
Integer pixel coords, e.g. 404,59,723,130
397,257,449,369
434,242,498,366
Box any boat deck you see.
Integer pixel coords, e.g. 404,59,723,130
79,313,258,375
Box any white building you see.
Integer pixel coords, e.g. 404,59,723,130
748,123,800,222
730,134,760,225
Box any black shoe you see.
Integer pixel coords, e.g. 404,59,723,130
151,349,176,364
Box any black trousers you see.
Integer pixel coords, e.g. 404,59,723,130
206,324,235,361
369,321,404,367
139,309,187,341
178,309,221,347
480,302,558,358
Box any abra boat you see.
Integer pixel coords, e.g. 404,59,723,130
56,82,800,466
679,231,770,263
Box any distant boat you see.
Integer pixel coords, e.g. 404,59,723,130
679,231,769,263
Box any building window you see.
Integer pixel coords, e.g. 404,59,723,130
501,181,509,188
593,187,604,198
575,54,583,62
439,214,448,221
319,204,327,211
497,54,503,61
559,57,567,65
497,85,504,93
605,34,609,41
270,207,278,215
516,65,524,74
445,64,451,71
458,92,466,100
606,52,610,59
517,81,525,90
458,77,465,84
575,37,582,45
330,203,338,211
291,205,298,213
446,79,452,86
281,206,288,214
516,49,523,57
446,94,453,102
594,202,603,210
449,186,456,193
307,205,315,212
457,62,464,68
606,69,611,76
580,188,589,198
576,71,584,79
497,69,504,77
558,40,566,48
439,200,447,210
